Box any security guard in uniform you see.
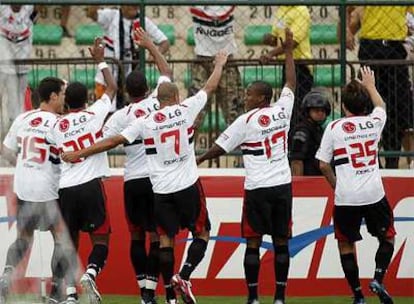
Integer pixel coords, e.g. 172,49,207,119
290,90,331,176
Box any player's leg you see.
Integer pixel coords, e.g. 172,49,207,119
243,237,262,304
334,205,365,303
124,180,149,301
0,199,35,302
270,184,293,304
154,193,179,303
271,236,289,304
145,232,160,303
172,180,210,304
364,197,396,304
242,187,275,304
80,233,109,304
78,178,111,304
43,199,69,304
58,187,81,303
128,177,161,303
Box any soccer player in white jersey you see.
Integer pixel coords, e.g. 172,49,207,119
316,66,396,304
0,77,69,304
47,38,117,304
197,28,296,304
61,50,229,304
103,28,172,304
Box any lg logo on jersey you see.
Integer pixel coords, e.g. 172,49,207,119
258,112,287,128
59,119,70,132
134,109,146,118
342,121,374,134
30,117,43,127
258,115,270,127
59,116,88,133
154,109,182,123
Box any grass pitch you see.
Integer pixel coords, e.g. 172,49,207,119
7,295,414,303
102,295,413,303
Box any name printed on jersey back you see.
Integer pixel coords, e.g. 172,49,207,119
152,109,186,131
60,115,88,138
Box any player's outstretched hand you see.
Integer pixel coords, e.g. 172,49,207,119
283,28,294,52
133,27,154,49
89,37,105,62
214,50,229,68
359,66,376,90
61,151,81,163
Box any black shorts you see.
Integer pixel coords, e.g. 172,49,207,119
124,177,155,233
334,196,396,243
58,178,111,237
154,179,211,238
242,183,292,238
16,199,61,232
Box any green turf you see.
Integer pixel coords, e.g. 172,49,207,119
101,295,414,304
7,295,414,303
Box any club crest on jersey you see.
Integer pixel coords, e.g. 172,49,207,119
30,117,42,127
154,112,166,123
134,109,146,118
342,121,356,134
258,115,271,127
59,119,70,132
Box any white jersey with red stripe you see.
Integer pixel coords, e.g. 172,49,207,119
104,76,170,181
3,110,60,202
47,94,112,189
190,6,237,56
216,87,295,190
121,90,207,194
316,107,387,206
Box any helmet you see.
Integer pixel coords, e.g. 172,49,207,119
301,90,331,116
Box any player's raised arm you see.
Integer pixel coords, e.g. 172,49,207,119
359,66,385,109
283,28,296,92
89,37,117,100
202,50,229,98
133,27,172,79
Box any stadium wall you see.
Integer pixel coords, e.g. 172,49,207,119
0,168,413,297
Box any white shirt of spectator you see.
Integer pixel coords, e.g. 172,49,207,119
316,107,387,206
121,90,207,194
0,5,34,74
215,87,294,190
190,6,237,57
95,8,168,85
3,110,60,202
104,76,171,181
47,94,112,189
